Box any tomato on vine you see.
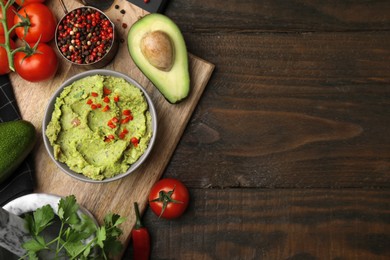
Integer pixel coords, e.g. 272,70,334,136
13,3,56,43
148,178,190,219
14,42,58,82
0,35,15,75
0,2,15,37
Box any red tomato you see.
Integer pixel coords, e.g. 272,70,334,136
15,0,45,6
0,3,16,37
14,3,56,43
14,43,58,82
148,178,190,219
0,36,15,75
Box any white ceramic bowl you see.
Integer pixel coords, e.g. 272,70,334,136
42,69,157,183
2,193,98,259
3,193,97,221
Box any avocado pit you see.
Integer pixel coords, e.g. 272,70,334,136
140,30,174,72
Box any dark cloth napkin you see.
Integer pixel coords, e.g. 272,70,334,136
0,74,35,206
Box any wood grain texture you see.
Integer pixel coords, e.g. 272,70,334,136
138,189,390,260
126,0,388,259
163,0,390,189
9,0,214,254
165,0,390,32
166,32,390,189
7,0,390,259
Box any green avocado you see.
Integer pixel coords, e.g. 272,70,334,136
0,120,36,184
127,13,190,103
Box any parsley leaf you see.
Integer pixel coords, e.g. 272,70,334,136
63,240,86,258
22,235,47,252
72,214,98,240
104,238,123,256
20,195,126,259
96,226,107,249
57,194,79,225
23,204,55,236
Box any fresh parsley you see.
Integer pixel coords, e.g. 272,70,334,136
20,195,126,260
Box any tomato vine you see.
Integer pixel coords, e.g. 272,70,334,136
0,0,23,72
0,0,52,74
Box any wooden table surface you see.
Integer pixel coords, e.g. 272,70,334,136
123,0,390,259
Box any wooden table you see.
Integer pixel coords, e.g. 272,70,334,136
123,0,390,259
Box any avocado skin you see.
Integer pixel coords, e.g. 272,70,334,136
127,13,190,104
0,120,37,184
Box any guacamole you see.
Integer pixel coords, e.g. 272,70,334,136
46,75,153,180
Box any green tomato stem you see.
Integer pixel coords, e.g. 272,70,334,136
0,0,16,72
0,0,23,72
8,21,22,33
11,46,26,55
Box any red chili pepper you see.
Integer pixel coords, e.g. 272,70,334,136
102,105,110,112
121,115,133,124
103,87,111,95
91,92,98,97
107,120,116,129
103,96,110,103
123,109,131,116
131,137,139,147
114,95,120,102
119,132,126,139
86,99,93,105
132,202,150,260
119,128,129,139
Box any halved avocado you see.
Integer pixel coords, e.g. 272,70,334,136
0,120,36,184
127,13,190,103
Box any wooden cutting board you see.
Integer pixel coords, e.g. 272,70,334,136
10,0,214,256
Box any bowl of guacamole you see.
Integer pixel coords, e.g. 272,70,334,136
43,69,157,183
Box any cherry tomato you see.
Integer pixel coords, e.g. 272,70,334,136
0,3,16,37
14,3,56,43
148,178,190,219
15,0,45,6
0,35,15,75
14,43,58,82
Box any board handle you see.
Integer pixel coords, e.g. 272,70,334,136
58,0,68,13
74,0,115,11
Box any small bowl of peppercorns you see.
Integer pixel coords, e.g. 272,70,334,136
55,6,119,69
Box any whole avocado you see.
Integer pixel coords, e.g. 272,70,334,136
0,120,36,184
127,13,190,104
